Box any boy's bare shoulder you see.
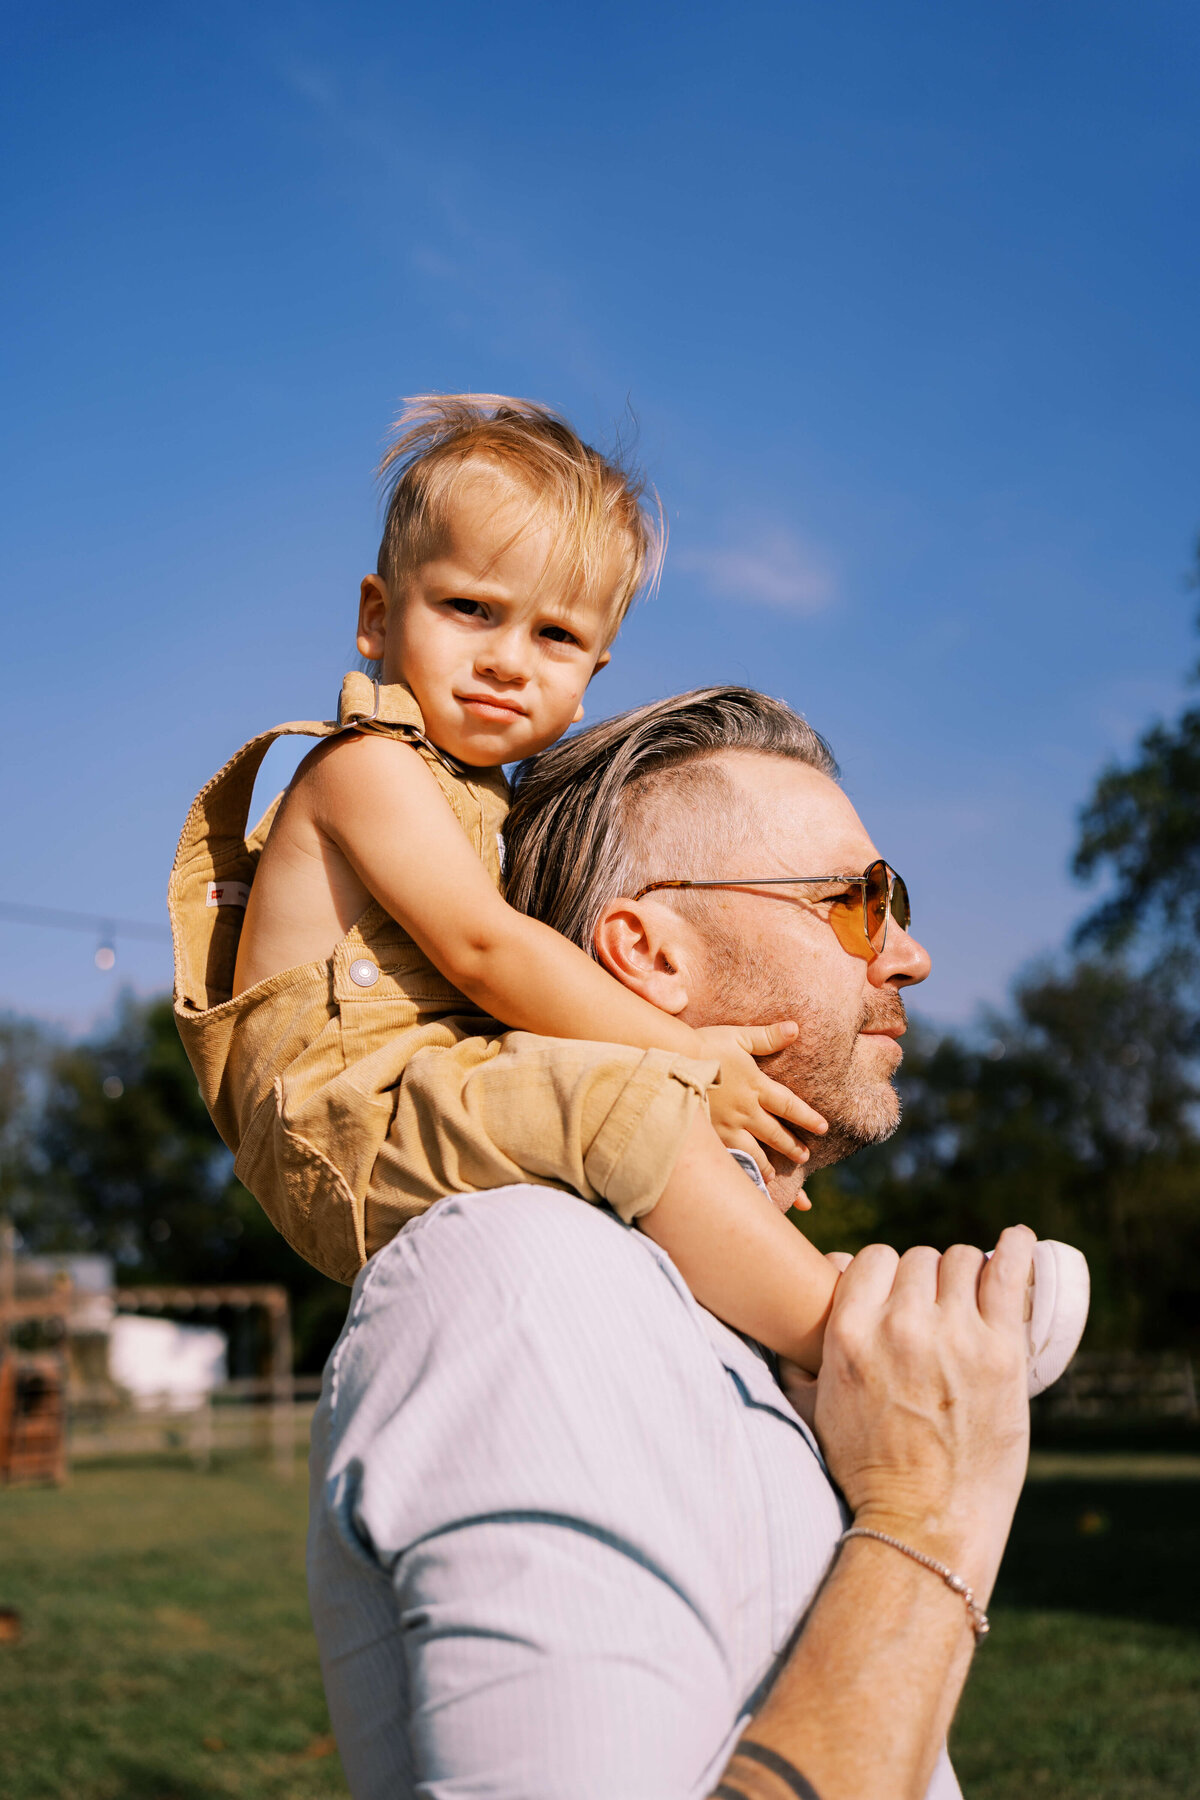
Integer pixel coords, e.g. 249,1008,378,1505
292,730,429,818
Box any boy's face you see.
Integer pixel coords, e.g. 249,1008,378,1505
358,466,620,767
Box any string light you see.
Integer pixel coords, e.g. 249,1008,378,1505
0,899,170,970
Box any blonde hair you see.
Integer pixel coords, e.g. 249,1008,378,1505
504,687,838,953
375,393,664,636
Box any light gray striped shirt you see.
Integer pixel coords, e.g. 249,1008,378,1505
308,1184,961,1799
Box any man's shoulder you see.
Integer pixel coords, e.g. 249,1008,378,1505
370,1183,679,1316
319,1188,745,1548
323,1187,727,1463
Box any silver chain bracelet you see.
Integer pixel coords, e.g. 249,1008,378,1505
840,1526,990,1642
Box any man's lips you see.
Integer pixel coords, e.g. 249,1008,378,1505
456,694,527,720
858,1001,908,1040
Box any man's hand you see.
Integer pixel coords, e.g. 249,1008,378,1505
811,1228,1033,1601
694,1021,827,1196
718,1230,1034,1800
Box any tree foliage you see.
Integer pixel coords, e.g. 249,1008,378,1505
1075,541,1200,951
21,993,348,1369
805,958,1200,1352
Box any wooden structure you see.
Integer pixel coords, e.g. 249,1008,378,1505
0,1223,71,1486
0,1221,297,1480
112,1284,294,1474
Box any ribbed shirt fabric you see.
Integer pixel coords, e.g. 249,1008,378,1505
307,1184,962,1799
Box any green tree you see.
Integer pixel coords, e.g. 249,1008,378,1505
0,1014,54,1232
805,958,1200,1351
31,993,347,1368
1075,539,1200,953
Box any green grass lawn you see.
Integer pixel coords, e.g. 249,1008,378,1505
0,1461,347,1800
1,1458,1197,1799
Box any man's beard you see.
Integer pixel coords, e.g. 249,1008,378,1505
697,929,908,1191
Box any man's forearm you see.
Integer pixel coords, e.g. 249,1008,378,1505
710,1536,978,1800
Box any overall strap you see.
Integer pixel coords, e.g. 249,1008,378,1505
336,670,464,775
169,713,342,1012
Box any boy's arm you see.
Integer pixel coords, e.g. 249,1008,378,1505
314,733,701,1046
311,734,816,1159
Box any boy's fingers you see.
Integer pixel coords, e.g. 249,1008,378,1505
760,1079,828,1133
730,1130,772,1182
979,1224,1036,1331
752,1112,810,1163
825,1251,854,1273
736,1021,799,1057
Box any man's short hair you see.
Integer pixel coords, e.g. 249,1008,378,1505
504,686,838,952
375,394,663,634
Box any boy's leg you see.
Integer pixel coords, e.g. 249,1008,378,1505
363,1032,718,1257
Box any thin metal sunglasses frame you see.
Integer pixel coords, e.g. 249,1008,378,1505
631,858,911,959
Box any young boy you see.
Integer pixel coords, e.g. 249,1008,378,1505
169,394,1087,1384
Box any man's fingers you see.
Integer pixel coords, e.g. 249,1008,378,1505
759,1078,828,1134
979,1224,1036,1331
936,1243,987,1310
828,1242,901,1320
887,1244,942,1313
737,1020,799,1057
777,1357,819,1428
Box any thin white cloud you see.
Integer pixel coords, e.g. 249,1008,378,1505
677,529,836,615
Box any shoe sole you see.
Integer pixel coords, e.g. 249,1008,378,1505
1027,1240,1090,1398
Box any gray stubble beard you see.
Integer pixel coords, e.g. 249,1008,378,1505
696,929,908,1200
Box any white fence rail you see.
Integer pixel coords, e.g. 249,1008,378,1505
66,1375,325,1474
1035,1352,1199,1422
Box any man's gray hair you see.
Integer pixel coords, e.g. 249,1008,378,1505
504,686,838,952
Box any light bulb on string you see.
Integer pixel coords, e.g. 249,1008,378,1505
95,938,116,972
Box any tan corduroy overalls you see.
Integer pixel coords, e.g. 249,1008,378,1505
169,673,717,1284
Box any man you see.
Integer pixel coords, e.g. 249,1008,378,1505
308,687,1033,1800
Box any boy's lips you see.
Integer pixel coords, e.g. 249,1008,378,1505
457,694,528,721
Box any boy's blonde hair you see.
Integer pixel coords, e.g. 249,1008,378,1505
376,394,664,636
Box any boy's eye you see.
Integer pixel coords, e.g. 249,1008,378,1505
540,624,581,646
447,598,485,618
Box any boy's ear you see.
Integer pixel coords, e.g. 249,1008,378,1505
357,575,391,660
572,649,612,722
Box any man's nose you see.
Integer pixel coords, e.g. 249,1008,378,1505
870,922,932,989
476,629,531,685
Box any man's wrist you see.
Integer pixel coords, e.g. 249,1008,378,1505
839,1513,998,1620
848,1501,972,1563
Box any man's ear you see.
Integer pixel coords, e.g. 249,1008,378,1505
357,574,391,661
593,898,693,1016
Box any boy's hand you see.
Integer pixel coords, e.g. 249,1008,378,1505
693,1021,827,1191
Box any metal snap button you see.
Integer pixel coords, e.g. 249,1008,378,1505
348,958,380,987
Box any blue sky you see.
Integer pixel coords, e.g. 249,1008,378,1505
2,0,1197,1034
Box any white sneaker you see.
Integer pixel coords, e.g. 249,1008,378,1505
1024,1240,1090,1398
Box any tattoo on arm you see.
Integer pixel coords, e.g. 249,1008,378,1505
711,1739,824,1800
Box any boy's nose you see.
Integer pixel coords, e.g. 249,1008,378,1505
476,631,531,684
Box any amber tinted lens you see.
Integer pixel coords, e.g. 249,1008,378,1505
864,861,891,954
825,884,873,961
889,871,911,933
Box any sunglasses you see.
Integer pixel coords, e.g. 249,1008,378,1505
632,858,911,963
